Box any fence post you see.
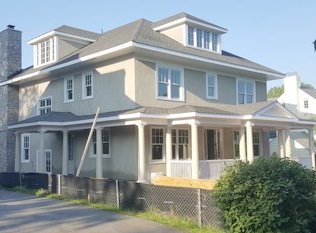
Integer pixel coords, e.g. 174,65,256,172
197,188,202,228
57,174,61,195
116,180,120,209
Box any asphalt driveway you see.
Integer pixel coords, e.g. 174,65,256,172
0,190,182,233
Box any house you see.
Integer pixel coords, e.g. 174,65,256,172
269,73,316,168
0,13,315,183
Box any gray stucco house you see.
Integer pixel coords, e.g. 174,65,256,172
0,13,315,183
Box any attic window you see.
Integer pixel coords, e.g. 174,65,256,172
186,25,220,52
35,37,57,67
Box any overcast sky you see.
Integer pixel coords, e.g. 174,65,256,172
1,0,315,89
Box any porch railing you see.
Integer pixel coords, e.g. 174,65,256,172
170,159,237,180
171,160,192,179
199,159,236,179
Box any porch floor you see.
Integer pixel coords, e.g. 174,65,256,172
152,176,217,190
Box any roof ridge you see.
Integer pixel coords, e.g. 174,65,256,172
131,19,147,41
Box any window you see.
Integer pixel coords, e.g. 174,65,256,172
157,65,183,101
82,72,93,99
90,129,111,157
233,131,240,158
188,26,194,46
253,132,260,156
45,150,52,174
64,77,74,102
304,100,309,109
187,26,220,52
206,73,218,99
21,134,30,162
151,128,164,161
237,79,255,104
36,37,56,66
212,33,218,52
38,97,52,115
269,131,277,139
172,129,190,160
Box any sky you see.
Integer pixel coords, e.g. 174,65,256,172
1,0,315,89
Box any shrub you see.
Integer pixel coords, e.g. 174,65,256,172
214,156,316,233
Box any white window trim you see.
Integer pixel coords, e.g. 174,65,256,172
82,71,94,100
21,134,30,163
64,76,75,103
232,130,261,157
155,64,185,102
37,96,53,116
34,36,57,68
171,128,191,161
206,73,218,99
304,99,309,109
149,127,166,164
236,78,256,104
45,149,53,174
89,129,111,159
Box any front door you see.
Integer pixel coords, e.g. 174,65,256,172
205,130,220,160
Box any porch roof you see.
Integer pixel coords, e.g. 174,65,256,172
9,101,316,130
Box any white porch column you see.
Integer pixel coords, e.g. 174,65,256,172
137,122,147,183
277,130,285,158
285,129,292,158
239,127,246,162
96,127,103,178
38,130,46,173
165,125,172,177
191,121,199,179
14,132,21,172
246,121,254,163
309,129,315,170
62,130,69,175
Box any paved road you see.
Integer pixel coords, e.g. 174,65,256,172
0,190,182,233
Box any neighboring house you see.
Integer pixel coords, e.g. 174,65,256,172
269,73,316,168
0,13,315,182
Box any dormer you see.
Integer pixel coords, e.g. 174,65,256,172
28,25,100,68
153,12,227,54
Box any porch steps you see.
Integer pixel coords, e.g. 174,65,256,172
152,176,217,190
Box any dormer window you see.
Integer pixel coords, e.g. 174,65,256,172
35,37,57,67
186,25,220,53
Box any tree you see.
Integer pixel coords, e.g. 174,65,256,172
301,82,314,89
267,85,284,98
214,156,316,233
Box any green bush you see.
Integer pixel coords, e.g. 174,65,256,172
214,156,316,233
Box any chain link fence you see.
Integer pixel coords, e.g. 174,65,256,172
58,175,221,227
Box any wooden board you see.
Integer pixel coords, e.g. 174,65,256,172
152,176,217,190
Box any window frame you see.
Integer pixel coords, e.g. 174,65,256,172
45,149,53,174
150,127,165,163
21,134,31,163
171,128,191,161
236,78,256,104
64,76,74,103
233,130,261,158
89,128,111,159
304,99,309,109
35,37,57,67
37,97,52,115
82,71,94,100
206,73,218,99
156,64,184,102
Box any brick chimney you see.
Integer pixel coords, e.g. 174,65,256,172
0,25,21,172
0,25,22,81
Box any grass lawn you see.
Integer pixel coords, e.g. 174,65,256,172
0,186,225,233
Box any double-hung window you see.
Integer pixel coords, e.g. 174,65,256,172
64,77,74,102
172,129,190,160
237,79,255,104
90,129,111,158
21,134,30,162
151,128,164,161
157,65,183,101
38,97,52,115
82,72,93,99
206,73,218,99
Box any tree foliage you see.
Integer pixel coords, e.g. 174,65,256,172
301,82,314,89
267,86,284,98
214,156,316,233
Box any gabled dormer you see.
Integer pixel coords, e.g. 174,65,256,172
28,25,100,68
152,12,227,54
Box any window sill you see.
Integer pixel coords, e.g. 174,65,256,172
82,96,94,100
206,96,218,100
21,160,30,163
89,154,111,159
64,99,74,103
157,97,185,103
149,160,166,165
